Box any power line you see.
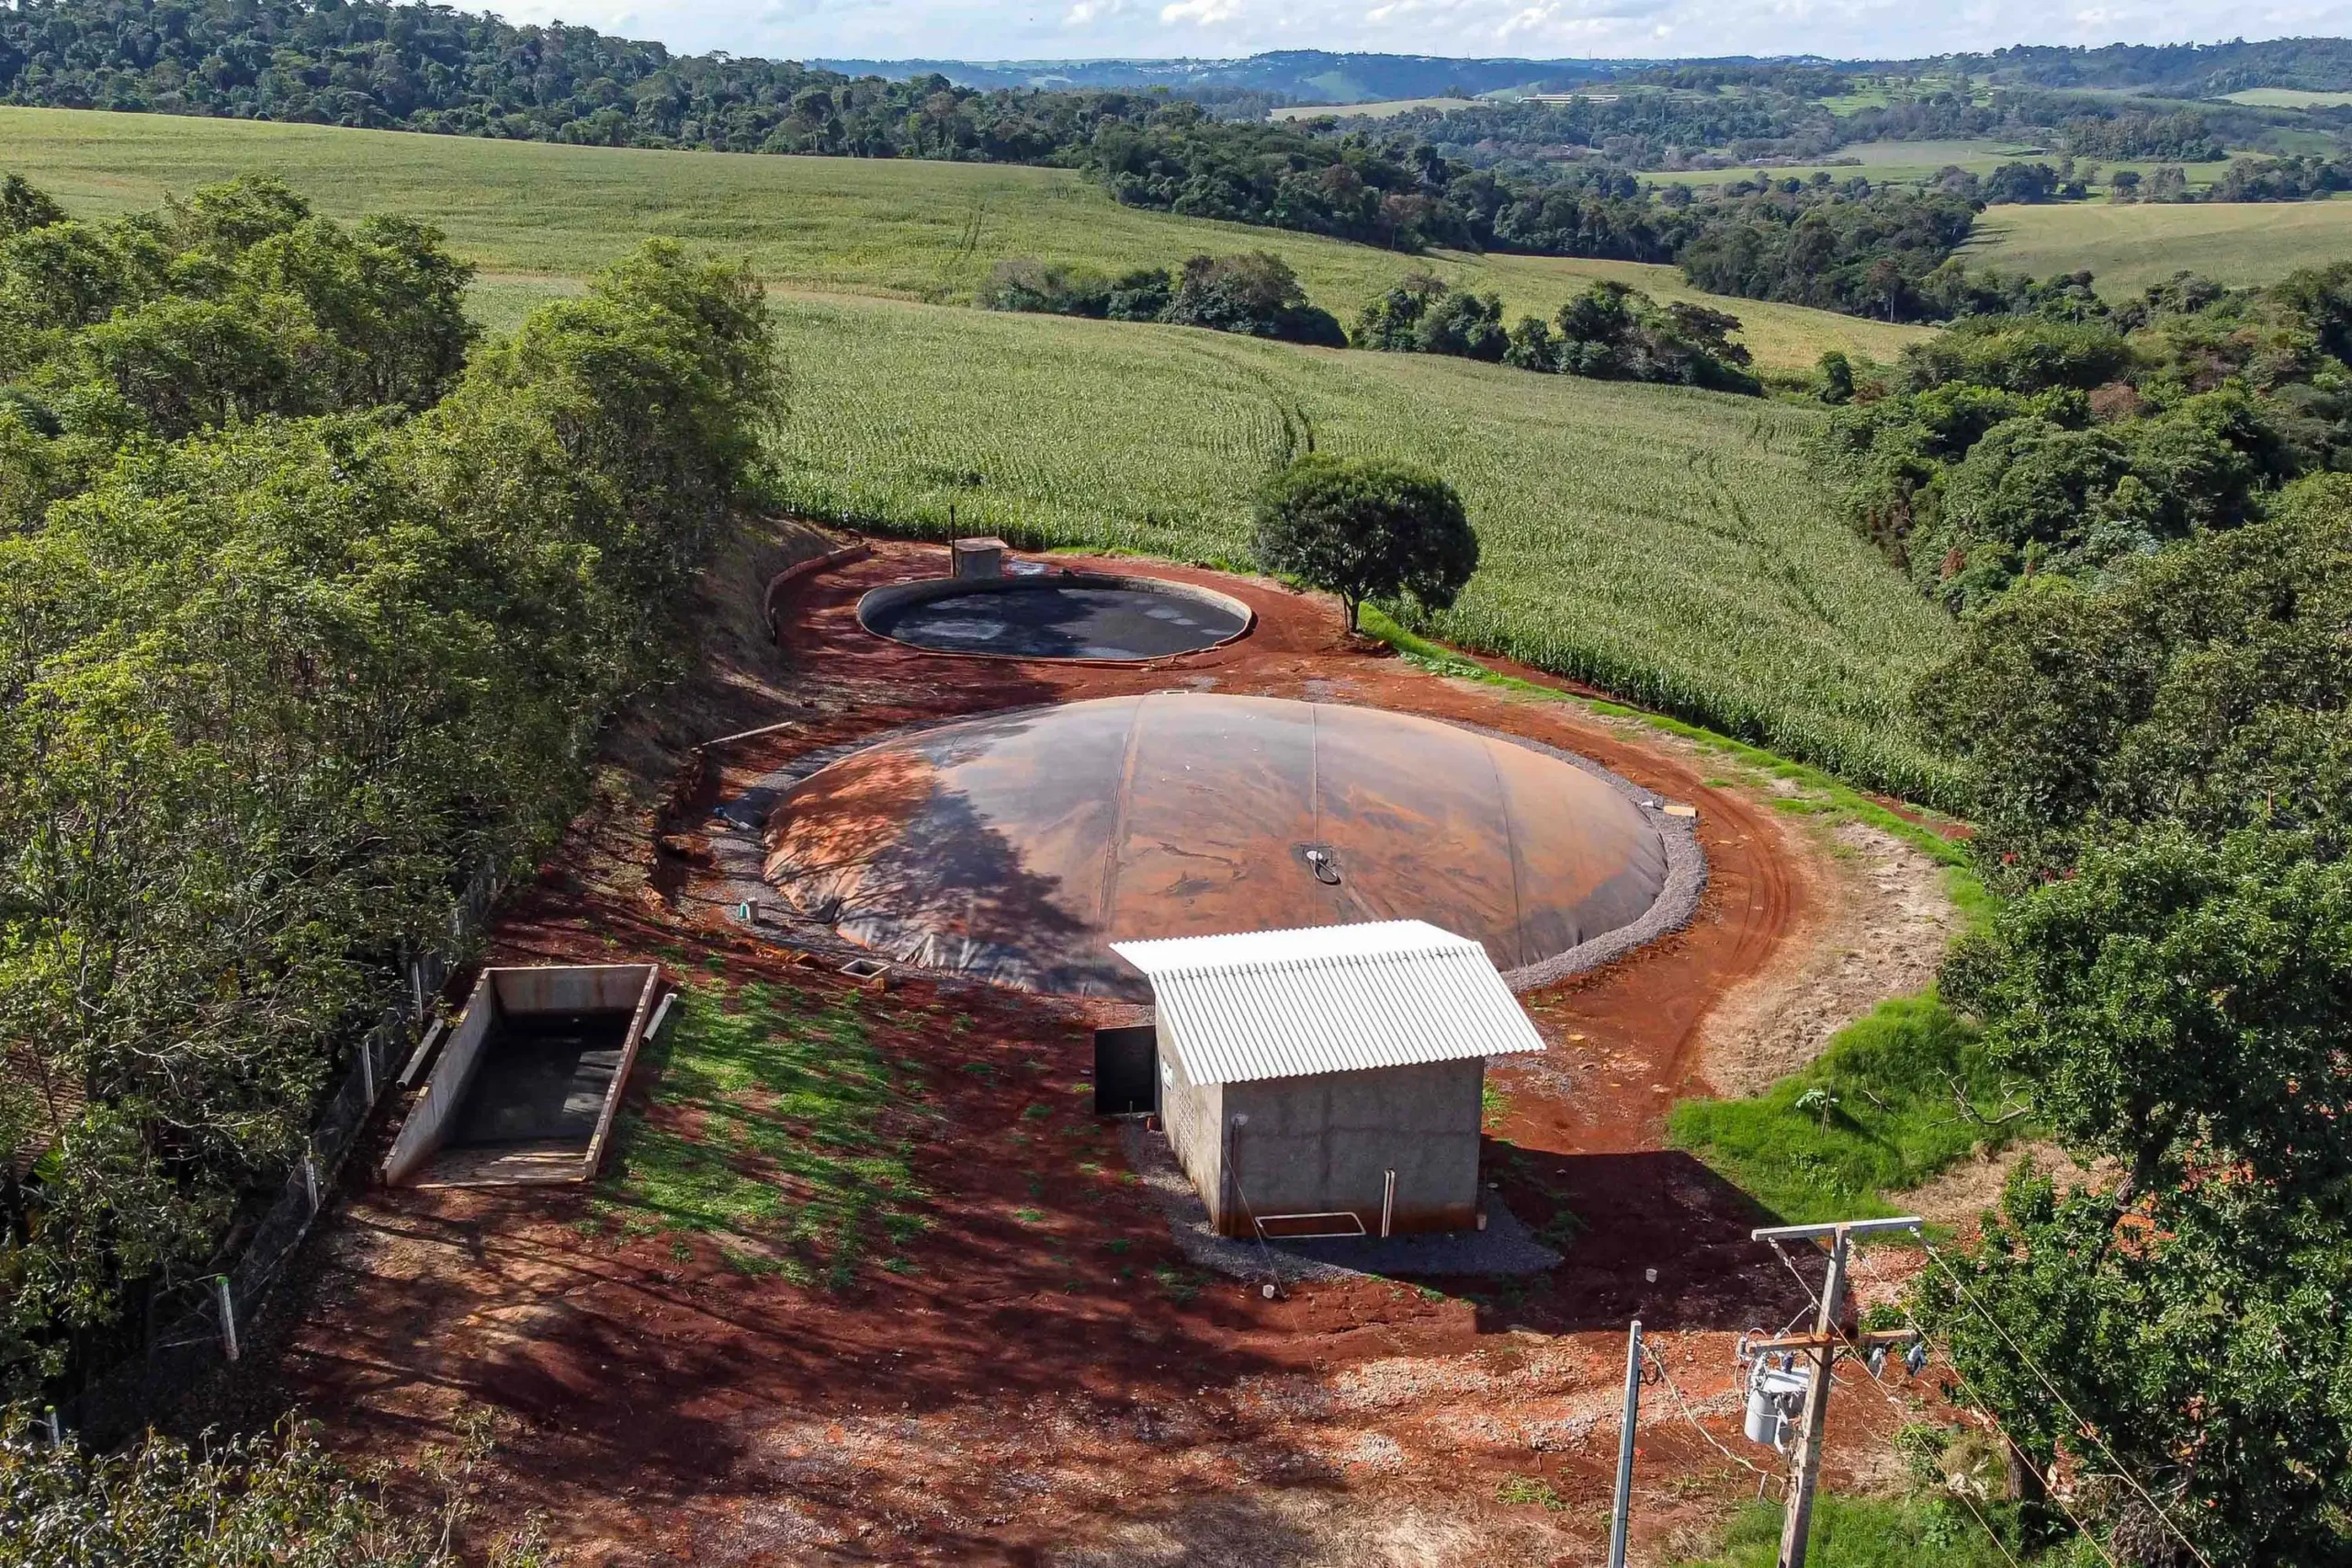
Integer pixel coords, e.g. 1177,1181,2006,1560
1758,1222,2123,1568
1833,1314,2026,1568
1774,1224,2203,1568
1917,1338,2126,1568
1917,1238,2213,1568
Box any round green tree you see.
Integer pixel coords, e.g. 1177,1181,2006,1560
1251,455,1478,634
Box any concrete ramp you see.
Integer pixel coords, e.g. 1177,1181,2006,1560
383,964,664,1188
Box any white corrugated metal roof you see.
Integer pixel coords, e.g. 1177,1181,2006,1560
1108,920,1545,1086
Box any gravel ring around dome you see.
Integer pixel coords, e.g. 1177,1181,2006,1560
707,699,1706,997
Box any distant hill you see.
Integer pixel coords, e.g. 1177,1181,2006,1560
809,51,1700,104
1920,38,2352,96
815,41,2352,105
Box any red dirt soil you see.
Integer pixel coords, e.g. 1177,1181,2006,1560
262,540,1925,1566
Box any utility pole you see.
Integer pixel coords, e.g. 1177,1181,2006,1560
1608,1318,1643,1568
1751,1216,1923,1568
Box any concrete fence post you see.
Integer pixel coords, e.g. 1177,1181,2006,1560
302,1147,320,1213
359,1039,376,1104
214,1276,239,1363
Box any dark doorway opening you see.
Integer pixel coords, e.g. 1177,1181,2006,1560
1093,1024,1159,1116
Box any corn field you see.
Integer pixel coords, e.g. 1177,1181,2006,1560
769,296,1966,807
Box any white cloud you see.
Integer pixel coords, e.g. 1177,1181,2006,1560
540,0,2352,67
1159,0,1242,23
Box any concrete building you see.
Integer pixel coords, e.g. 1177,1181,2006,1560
1111,921,1545,1238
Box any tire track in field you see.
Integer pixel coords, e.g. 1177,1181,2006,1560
1684,446,1848,641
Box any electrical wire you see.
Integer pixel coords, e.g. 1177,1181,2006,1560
1918,1238,2214,1568
1770,1229,2201,1568
1834,1335,2029,1568
1766,1234,2127,1568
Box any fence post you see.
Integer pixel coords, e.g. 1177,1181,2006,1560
43,1407,62,1448
359,1036,376,1104
303,1145,321,1213
214,1276,239,1362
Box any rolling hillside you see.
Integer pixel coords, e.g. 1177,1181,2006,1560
0,106,1928,373
3,104,1962,798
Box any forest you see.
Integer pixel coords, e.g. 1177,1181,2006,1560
0,171,779,1400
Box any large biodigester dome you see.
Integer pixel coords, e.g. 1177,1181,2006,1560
762,694,1671,998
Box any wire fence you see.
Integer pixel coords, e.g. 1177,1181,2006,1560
54,863,500,1447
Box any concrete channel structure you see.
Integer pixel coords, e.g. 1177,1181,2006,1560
1111,921,1544,1237
383,964,663,1188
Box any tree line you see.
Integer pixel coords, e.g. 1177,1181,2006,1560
7,0,2346,336
0,171,780,1404
1782,255,2352,1562
1816,265,2352,610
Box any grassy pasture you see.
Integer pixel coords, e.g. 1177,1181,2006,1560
2222,88,2352,109
1967,197,2352,292
0,105,1928,371
1645,141,2259,190
1668,996,2020,1224
760,292,1962,798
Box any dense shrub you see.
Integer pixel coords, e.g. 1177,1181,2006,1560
1251,454,1476,632
1352,274,1506,360
1354,275,1757,394
0,175,779,1399
0,1407,553,1565
980,252,1341,345
1159,254,1345,346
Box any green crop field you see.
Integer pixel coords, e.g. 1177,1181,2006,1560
758,292,1962,800
1968,197,2352,292
0,105,1927,372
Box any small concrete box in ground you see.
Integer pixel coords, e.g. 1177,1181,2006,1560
950,537,1008,580
1112,921,1544,1238
382,964,662,1188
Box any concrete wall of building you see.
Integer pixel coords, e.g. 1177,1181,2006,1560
1219,1057,1485,1236
1152,1019,1487,1238
1156,1018,1225,1219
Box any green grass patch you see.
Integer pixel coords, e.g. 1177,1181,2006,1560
1667,995,2028,1224
1154,1264,1206,1303
1968,196,2352,296
1496,1473,1569,1510
1675,1495,2034,1567
594,979,929,1290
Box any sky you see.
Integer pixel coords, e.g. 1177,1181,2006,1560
487,0,2352,66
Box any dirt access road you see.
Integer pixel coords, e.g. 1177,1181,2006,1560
263,537,1955,1566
